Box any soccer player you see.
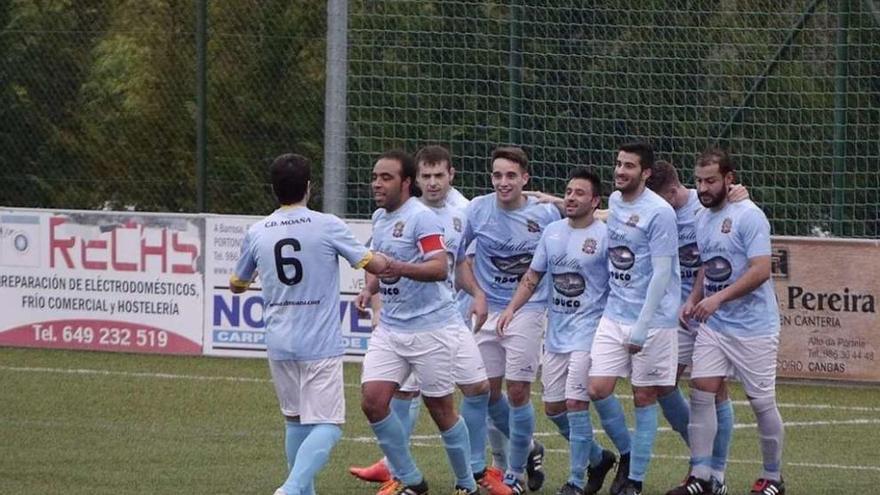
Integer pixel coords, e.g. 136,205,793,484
358,149,478,495
229,153,392,495
648,161,745,493
350,145,508,495
588,141,681,495
669,149,785,495
497,168,617,495
462,146,563,494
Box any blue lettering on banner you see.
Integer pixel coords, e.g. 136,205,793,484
213,330,266,345
212,292,373,335
213,294,265,329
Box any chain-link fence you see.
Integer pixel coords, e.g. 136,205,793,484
347,0,880,237
2,1,879,237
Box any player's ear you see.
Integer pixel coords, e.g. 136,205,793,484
448,166,456,183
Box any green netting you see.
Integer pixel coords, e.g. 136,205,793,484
347,1,880,237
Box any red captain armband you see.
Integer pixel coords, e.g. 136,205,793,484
417,234,446,255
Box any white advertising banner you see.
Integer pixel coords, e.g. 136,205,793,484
203,215,374,358
0,209,204,354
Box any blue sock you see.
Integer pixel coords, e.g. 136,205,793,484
391,397,419,440
461,393,490,473
281,424,342,495
370,413,423,486
441,417,477,490
567,410,594,488
284,420,313,470
711,400,734,478
548,411,570,441
630,404,659,482
508,402,535,476
658,388,690,445
593,395,631,455
487,422,510,471
488,394,511,438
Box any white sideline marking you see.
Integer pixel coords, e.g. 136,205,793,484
4,365,880,415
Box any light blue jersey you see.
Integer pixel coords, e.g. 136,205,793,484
530,219,609,353
604,189,681,327
677,189,702,303
426,202,467,293
233,207,371,361
446,187,470,210
464,194,562,312
695,200,780,337
371,197,459,332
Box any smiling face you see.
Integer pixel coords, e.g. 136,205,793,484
491,157,528,207
371,158,409,211
564,177,599,220
614,150,651,196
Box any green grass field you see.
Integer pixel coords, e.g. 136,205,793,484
2,347,879,494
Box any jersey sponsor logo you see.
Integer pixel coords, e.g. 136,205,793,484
490,253,533,275
703,256,732,282
626,214,639,227
526,219,541,233
392,221,405,238
679,242,701,268
552,272,586,297
453,217,463,233
721,217,732,234
582,238,597,254
608,246,635,270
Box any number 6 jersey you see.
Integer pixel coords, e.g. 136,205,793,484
233,205,372,361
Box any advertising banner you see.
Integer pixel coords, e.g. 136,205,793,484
773,237,879,381
203,215,374,359
0,209,204,354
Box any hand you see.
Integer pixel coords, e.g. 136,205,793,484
728,184,750,203
691,294,722,322
679,300,695,330
377,258,403,280
469,292,488,333
594,208,609,222
496,308,515,336
523,191,562,204
355,289,372,313
626,342,643,354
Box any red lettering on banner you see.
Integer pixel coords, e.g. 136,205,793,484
81,239,108,270
50,217,76,268
171,233,198,274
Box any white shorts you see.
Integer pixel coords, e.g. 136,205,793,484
589,317,678,387
399,323,488,392
361,323,460,397
269,357,345,424
476,309,546,382
678,325,697,367
542,350,592,403
690,324,779,399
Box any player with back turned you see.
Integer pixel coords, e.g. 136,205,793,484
230,153,392,495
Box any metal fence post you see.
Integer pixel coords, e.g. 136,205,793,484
323,0,348,216
196,0,208,212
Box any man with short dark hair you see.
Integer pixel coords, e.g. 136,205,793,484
588,141,682,495
462,146,563,494
668,148,785,495
230,153,392,495
358,150,479,495
498,168,617,495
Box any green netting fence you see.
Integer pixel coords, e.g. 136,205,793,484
347,0,880,237
1,1,878,237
